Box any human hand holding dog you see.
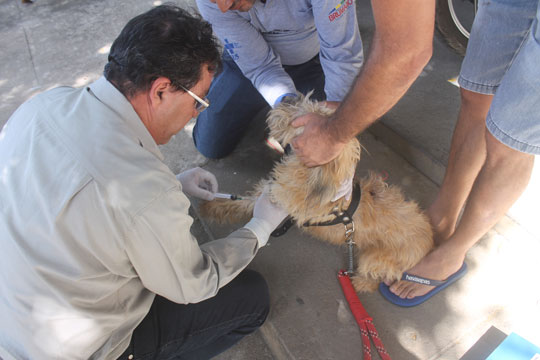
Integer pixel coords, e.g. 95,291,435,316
291,113,347,167
244,187,288,247
176,167,218,201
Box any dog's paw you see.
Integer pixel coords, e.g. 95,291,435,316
351,276,379,293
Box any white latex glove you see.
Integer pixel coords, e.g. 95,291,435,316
176,167,218,201
244,187,288,247
332,176,353,202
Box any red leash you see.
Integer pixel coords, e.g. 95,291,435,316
338,270,391,360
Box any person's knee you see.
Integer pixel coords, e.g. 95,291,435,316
193,138,235,159
237,270,270,322
485,131,535,171
192,118,236,159
239,270,270,305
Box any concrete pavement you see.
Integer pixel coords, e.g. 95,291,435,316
1,0,540,359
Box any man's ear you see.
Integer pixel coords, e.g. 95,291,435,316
148,77,171,107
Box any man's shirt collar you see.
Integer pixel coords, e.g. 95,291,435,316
89,76,164,161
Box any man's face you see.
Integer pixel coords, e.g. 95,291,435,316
211,0,256,12
151,65,213,145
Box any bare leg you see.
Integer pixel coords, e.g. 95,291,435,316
382,89,489,291
427,89,492,244
390,130,534,299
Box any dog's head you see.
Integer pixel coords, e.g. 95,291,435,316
266,92,335,147
265,93,361,221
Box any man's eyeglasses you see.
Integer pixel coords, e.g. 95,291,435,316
179,85,209,112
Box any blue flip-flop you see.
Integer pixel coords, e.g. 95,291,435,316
379,263,468,307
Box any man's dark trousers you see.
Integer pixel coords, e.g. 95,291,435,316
118,269,269,359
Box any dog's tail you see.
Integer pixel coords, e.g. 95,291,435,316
199,197,256,224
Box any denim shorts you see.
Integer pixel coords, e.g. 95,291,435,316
458,0,540,154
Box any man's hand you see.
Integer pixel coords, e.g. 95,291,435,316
176,167,218,201
245,187,289,247
291,113,346,167
253,188,288,231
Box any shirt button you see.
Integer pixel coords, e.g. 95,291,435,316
128,355,134,360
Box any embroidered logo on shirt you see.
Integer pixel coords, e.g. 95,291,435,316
328,0,354,22
224,38,241,60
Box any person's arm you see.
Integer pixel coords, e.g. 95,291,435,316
124,188,254,304
196,0,296,106
124,185,286,304
312,0,364,102
292,0,436,167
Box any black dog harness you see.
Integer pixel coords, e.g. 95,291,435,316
268,142,360,273
270,183,361,237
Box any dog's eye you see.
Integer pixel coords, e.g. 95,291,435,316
369,191,376,197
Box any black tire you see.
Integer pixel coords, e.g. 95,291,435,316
436,0,477,56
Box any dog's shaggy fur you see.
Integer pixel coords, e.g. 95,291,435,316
200,94,433,292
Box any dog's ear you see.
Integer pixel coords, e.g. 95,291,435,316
362,172,387,198
266,101,303,146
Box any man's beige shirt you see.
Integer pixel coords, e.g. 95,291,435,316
0,77,263,359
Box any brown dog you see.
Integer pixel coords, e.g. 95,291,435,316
200,94,433,292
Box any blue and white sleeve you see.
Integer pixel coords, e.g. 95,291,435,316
197,1,296,106
313,0,364,101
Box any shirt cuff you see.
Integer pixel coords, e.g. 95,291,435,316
259,84,297,108
243,217,274,247
274,93,297,106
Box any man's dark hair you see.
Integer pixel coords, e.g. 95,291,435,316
104,5,221,98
